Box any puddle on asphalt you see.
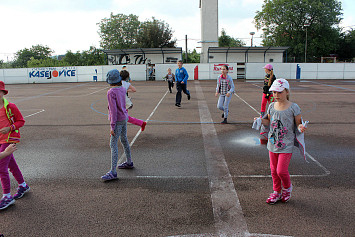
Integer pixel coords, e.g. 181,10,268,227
232,136,261,146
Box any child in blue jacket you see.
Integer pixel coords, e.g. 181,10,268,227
175,60,190,107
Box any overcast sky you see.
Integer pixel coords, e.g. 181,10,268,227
0,0,354,61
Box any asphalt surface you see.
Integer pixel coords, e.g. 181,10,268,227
0,79,354,237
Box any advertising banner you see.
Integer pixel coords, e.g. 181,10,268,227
28,67,77,83
213,64,234,74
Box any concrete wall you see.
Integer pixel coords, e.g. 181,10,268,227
246,63,355,80
1,63,354,84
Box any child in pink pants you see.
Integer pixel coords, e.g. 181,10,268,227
257,79,307,204
0,81,30,210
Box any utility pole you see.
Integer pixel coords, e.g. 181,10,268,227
185,35,188,63
305,27,308,63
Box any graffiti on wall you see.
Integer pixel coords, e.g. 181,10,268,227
108,54,179,65
108,54,147,65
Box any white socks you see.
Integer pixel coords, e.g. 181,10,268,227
19,182,27,188
2,182,27,199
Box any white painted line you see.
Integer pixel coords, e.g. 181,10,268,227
245,80,263,83
23,109,45,118
118,90,169,163
43,86,109,97
247,234,293,237
13,82,94,103
252,84,263,89
234,92,330,177
234,93,261,115
308,81,355,92
195,81,249,236
9,86,109,99
252,82,354,94
305,152,330,176
125,175,207,179
168,233,292,237
167,234,216,237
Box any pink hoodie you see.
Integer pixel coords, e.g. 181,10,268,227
107,87,128,131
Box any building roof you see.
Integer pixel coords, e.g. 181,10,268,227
103,47,182,55
207,46,290,63
208,46,289,54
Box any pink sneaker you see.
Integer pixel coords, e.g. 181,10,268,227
266,191,281,205
281,185,293,203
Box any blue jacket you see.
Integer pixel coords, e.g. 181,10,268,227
175,67,189,84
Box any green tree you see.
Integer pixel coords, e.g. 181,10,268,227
0,61,13,69
61,50,84,66
26,46,107,67
218,29,245,47
183,49,200,63
27,57,67,68
13,45,54,68
337,29,355,62
137,17,176,48
254,0,343,62
97,13,140,49
80,46,107,65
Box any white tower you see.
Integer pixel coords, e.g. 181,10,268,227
199,0,219,63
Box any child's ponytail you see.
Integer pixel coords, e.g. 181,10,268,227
268,70,274,87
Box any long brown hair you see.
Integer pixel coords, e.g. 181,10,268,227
285,88,290,100
268,69,274,87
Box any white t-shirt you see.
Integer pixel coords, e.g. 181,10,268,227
122,81,131,91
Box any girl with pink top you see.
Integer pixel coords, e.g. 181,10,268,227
101,70,133,181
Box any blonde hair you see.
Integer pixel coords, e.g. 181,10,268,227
167,68,171,71
268,69,274,87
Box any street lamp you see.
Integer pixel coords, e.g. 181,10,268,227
304,22,310,63
250,32,255,47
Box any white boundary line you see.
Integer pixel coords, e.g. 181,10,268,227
251,83,354,94
233,93,330,177
195,81,249,236
8,86,109,99
23,109,45,118
168,233,292,237
234,93,261,115
12,82,93,103
118,90,169,163
307,80,355,92
305,152,330,176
